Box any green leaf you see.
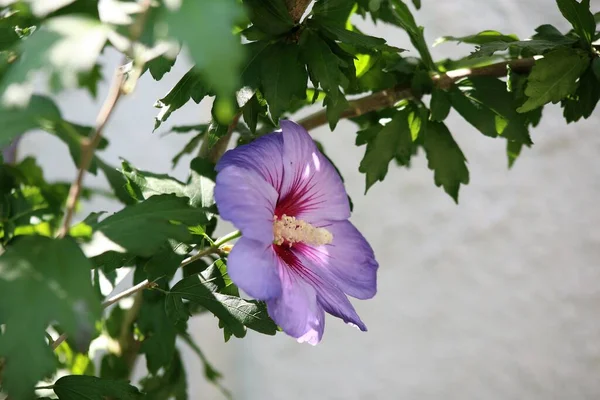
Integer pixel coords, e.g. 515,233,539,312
1,16,110,104
324,89,349,130
507,72,544,128
0,95,60,147
143,244,187,282
301,32,348,126
556,0,595,44
243,0,294,36
96,157,137,205
471,39,569,58
531,24,577,44
165,0,243,97
53,375,144,399
430,88,451,121
138,289,177,374
517,48,590,112
242,94,265,133
77,63,103,98
146,55,176,81
93,194,209,257
140,351,187,400
593,58,600,82
167,274,277,338
0,236,102,399
179,332,230,398
434,30,518,46
423,121,469,202
507,140,525,169
450,77,532,144
187,157,217,209
358,109,413,191
561,66,600,122
312,0,355,26
301,32,345,98
388,0,435,69
201,259,239,296
172,131,205,167
317,23,395,52
121,160,187,200
154,67,210,131
260,43,307,119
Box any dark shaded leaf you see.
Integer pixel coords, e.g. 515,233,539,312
243,0,294,36
165,0,243,96
0,236,102,399
167,274,277,338
430,88,451,121
556,0,595,44
154,67,210,131
0,95,60,147
517,48,590,112
561,66,600,122
423,121,469,202
53,375,143,399
260,43,307,119
507,140,525,169
140,351,187,400
358,109,413,191
147,55,176,81
93,194,208,257
138,290,177,374
451,77,532,144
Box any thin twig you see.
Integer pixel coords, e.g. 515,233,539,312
298,57,536,131
102,279,156,309
56,0,153,238
48,239,232,351
57,69,125,238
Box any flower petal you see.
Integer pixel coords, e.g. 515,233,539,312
289,244,368,331
266,263,324,344
316,282,367,332
216,132,284,192
227,238,281,300
276,120,350,223
214,166,277,244
296,305,325,346
303,220,378,300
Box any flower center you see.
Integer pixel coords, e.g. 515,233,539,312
273,214,333,247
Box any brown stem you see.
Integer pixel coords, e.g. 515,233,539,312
286,0,313,23
298,57,536,131
56,69,124,238
206,112,242,164
56,0,153,238
49,245,222,351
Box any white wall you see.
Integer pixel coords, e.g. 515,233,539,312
19,1,600,399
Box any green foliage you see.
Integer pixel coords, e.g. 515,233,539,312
0,0,599,397
0,236,101,399
93,194,208,257
423,121,469,202
166,269,278,339
52,375,144,399
556,0,596,45
517,48,590,112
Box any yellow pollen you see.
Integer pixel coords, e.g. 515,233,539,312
273,214,333,247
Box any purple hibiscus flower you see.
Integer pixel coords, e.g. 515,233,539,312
214,120,378,345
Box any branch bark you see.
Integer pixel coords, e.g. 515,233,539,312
49,237,232,351
56,0,152,238
298,57,536,131
286,0,313,23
